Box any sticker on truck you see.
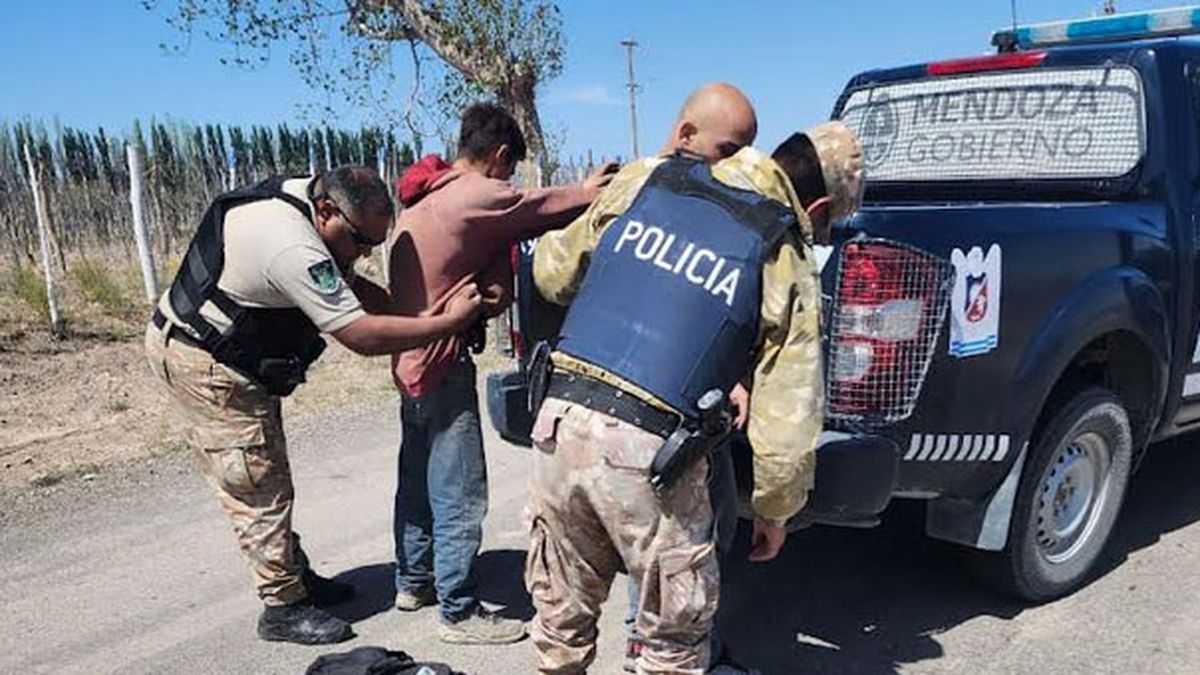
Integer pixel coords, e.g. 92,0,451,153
950,244,1001,358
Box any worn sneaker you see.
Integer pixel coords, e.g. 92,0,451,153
394,585,437,612
437,607,527,645
257,602,354,645
303,570,356,607
623,637,645,672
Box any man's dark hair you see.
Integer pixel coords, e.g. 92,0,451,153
322,165,394,219
457,102,527,164
771,133,826,208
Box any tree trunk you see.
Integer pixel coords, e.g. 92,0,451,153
500,78,548,182
390,0,550,182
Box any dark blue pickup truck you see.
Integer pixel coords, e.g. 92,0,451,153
488,7,1200,602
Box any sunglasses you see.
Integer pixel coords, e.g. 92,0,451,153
317,195,385,247
337,207,385,248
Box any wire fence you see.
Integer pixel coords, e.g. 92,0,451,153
0,118,604,338
0,120,424,269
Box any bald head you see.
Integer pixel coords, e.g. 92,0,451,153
663,82,757,162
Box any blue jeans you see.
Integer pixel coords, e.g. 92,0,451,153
393,356,488,623
625,444,738,653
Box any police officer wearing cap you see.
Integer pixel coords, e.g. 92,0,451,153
524,122,865,673
145,166,482,645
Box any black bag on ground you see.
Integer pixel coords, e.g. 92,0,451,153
304,646,463,675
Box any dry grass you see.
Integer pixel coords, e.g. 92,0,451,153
8,264,49,323
1,252,154,343
72,260,133,319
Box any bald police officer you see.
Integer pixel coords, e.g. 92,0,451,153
525,123,865,674
622,81,758,671
145,166,482,645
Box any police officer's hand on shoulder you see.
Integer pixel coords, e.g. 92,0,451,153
583,161,620,194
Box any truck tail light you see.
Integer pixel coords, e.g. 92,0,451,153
828,241,953,425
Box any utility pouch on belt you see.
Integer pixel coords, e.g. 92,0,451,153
649,389,734,495
527,340,554,417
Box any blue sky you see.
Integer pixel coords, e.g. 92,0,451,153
0,0,1182,160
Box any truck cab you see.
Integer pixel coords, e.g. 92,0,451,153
488,7,1200,602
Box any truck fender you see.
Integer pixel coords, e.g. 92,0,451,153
1002,265,1169,445
927,266,1169,550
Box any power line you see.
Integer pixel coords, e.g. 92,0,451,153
620,38,640,159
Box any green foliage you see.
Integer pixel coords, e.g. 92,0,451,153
397,141,415,167
72,260,130,317
146,1,564,157
11,264,49,321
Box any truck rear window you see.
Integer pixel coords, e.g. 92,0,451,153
838,66,1144,182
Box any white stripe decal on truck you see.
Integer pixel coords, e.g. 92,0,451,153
905,434,1012,462
1183,372,1200,398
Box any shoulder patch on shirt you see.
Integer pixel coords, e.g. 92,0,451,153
307,259,343,294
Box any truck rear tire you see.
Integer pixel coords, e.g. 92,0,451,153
980,387,1132,602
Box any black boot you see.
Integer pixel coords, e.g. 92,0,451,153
257,602,354,645
303,569,356,607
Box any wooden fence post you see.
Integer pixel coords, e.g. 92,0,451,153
23,143,64,337
126,143,159,304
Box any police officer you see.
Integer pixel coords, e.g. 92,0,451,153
145,166,482,645
525,123,865,674
621,81,758,672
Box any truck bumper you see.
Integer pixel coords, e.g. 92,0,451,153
486,370,534,446
798,431,900,527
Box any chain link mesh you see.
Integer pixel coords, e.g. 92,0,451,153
827,240,953,426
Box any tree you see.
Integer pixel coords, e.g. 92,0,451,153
147,0,564,169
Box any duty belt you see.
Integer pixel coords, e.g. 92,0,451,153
546,371,680,438
153,308,206,351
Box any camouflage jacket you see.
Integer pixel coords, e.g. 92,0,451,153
533,148,824,524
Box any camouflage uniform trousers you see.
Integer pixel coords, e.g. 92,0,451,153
525,397,718,675
144,322,309,606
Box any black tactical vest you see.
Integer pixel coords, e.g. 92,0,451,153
165,176,327,396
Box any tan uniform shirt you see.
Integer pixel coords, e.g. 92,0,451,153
532,148,825,524
158,177,364,335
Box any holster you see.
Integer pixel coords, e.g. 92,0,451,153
255,338,326,397
466,320,487,354
649,426,723,495
649,388,734,495
527,340,554,418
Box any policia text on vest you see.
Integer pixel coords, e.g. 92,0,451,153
612,219,743,307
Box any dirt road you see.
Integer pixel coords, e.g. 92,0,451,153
3,393,1200,674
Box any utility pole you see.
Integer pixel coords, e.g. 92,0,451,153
620,38,640,158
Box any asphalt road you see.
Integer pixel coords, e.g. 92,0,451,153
3,394,1200,675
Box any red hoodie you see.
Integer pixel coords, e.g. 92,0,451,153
397,154,452,207
387,159,598,398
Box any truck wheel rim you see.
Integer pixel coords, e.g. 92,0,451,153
1035,431,1112,565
